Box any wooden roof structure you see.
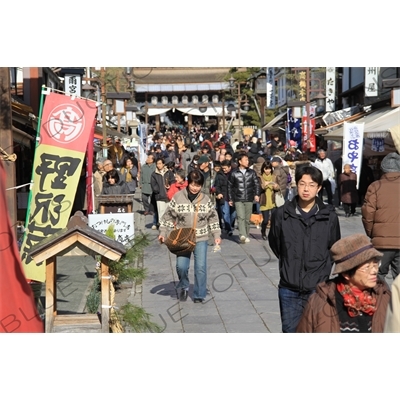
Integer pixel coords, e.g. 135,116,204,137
28,212,127,333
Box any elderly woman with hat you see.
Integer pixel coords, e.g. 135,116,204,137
296,233,391,333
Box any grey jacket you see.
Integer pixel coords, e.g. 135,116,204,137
139,162,156,194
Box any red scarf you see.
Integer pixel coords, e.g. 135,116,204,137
336,282,377,317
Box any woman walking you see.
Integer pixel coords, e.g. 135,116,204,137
158,170,221,303
259,161,278,240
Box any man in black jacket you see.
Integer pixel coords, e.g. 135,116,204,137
228,153,260,243
215,160,236,236
268,165,340,333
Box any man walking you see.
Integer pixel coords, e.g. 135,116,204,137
313,149,335,205
268,165,340,332
362,152,400,282
139,153,156,216
215,159,236,236
228,153,260,243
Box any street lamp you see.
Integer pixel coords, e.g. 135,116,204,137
228,76,250,138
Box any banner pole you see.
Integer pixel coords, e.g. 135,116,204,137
23,85,46,234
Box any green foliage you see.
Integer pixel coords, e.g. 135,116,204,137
105,223,115,239
108,233,149,283
118,303,163,333
86,273,101,314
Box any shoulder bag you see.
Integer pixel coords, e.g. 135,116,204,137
275,189,285,208
164,195,202,256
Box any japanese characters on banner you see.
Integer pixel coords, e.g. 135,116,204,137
325,67,336,112
365,67,379,97
266,67,276,109
20,92,97,282
342,122,364,189
302,117,316,153
287,108,301,149
64,74,82,97
138,124,148,166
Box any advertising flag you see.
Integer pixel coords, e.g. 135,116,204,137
20,92,97,282
343,122,364,189
0,161,44,333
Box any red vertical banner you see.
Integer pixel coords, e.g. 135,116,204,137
20,92,97,282
302,117,316,153
0,161,44,333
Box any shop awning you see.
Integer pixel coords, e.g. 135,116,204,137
322,106,395,141
262,111,286,130
322,106,400,156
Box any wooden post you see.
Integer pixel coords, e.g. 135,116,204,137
0,67,17,230
45,256,56,332
101,256,110,333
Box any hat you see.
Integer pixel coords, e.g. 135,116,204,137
381,152,400,173
271,156,282,163
257,157,265,164
331,234,383,274
289,140,297,148
198,155,210,164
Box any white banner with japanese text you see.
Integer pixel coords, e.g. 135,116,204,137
342,122,364,189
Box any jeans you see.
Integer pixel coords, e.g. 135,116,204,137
378,249,400,281
235,201,253,238
220,200,237,232
278,287,315,333
176,240,208,299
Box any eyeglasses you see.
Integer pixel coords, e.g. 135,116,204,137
358,259,381,273
298,182,318,189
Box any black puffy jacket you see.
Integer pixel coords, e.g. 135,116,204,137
268,195,341,293
228,167,260,202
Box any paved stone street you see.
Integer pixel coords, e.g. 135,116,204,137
52,189,390,333
129,196,374,333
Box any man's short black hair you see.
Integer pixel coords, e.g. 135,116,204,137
295,165,323,186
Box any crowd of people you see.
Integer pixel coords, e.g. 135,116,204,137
89,126,400,333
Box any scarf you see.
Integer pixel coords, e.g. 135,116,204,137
336,281,377,317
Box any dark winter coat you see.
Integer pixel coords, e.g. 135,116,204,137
228,167,261,203
214,170,230,204
338,172,358,204
101,180,130,195
268,195,341,293
296,279,391,333
150,167,176,202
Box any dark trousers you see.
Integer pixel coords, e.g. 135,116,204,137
141,192,152,213
378,249,400,281
318,179,333,205
343,203,356,215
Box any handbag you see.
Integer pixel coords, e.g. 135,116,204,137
250,213,263,225
275,190,285,208
164,195,202,256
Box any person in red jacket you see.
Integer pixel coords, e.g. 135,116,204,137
166,169,188,201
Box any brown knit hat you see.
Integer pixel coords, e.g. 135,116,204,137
331,234,383,274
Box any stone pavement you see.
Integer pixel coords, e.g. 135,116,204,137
53,192,392,333
127,193,378,333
